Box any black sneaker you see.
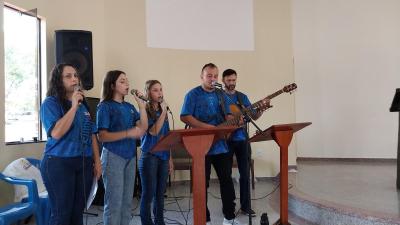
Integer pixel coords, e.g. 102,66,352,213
241,208,256,217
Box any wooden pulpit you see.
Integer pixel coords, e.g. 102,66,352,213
249,122,311,225
151,126,237,225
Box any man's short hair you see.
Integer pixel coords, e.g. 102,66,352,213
222,69,237,78
201,63,218,73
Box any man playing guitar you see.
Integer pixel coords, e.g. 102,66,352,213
222,69,271,217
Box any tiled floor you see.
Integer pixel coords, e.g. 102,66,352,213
61,159,400,225
84,179,284,225
293,160,399,217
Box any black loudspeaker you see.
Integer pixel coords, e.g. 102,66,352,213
390,88,400,112
55,30,93,90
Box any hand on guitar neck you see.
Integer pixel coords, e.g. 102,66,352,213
220,83,297,127
252,98,271,119
230,98,272,120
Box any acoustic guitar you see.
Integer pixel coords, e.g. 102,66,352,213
219,83,297,127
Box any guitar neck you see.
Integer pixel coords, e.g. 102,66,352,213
266,89,284,100
248,89,283,111
219,88,285,127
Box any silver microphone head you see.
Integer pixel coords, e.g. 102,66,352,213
130,89,137,96
211,81,223,89
130,89,149,103
74,85,82,92
73,85,84,103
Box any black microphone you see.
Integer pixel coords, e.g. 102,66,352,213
165,105,172,113
130,89,149,103
211,81,223,89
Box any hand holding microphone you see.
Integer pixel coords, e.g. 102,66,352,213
130,89,148,102
130,89,148,108
72,85,84,107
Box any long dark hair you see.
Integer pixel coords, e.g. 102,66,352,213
101,70,125,102
144,80,163,120
46,63,80,112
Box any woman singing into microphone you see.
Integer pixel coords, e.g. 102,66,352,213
139,80,174,225
40,63,101,225
96,70,148,225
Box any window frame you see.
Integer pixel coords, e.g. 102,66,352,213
4,3,46,145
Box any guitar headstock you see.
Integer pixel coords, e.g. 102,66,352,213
283,83,297,93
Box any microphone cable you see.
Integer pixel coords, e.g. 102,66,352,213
79,103,88,225
167,106,175,130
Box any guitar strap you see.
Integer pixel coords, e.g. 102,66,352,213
216,90,228,118
236,91,245,107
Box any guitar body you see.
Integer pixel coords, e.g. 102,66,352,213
229,104,243,116
220,83,297,127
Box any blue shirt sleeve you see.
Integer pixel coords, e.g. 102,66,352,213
243,94,252,108
180,90,196,116
97,102,110,130
40,97,63,138
131,105,140,125
240,93,258,116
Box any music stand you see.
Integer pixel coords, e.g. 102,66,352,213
249,122,311,225
151,126,237,225
390,88,400,189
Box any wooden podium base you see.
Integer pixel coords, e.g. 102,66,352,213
249,122,311,225
151,127,237,225
273,219,291,225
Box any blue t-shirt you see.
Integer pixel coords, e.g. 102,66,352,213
180,86,231,155
225,92,252,141
40,96,95,157
96,100,140,159
141,110,170,160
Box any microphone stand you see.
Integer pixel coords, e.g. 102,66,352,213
215,87,264,225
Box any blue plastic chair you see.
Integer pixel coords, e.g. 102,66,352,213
25,158,50,225
0,172,43,225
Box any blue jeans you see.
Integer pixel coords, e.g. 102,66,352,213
138,152,169,225
40,155,93,225
101,148,136,225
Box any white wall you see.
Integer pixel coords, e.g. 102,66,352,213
293,0,400,158
103,0,296,180
0,0,295,184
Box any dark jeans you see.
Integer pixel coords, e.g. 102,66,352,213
205,152,236,221
41,155,93,225
228,140,251,211
139,152,169,225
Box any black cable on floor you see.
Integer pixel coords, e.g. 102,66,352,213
207,181,291,201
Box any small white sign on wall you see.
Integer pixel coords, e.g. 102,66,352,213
146,0,254,51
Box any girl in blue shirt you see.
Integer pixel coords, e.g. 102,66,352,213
40,63,101,225
139,80,173,225
97,70,148,225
